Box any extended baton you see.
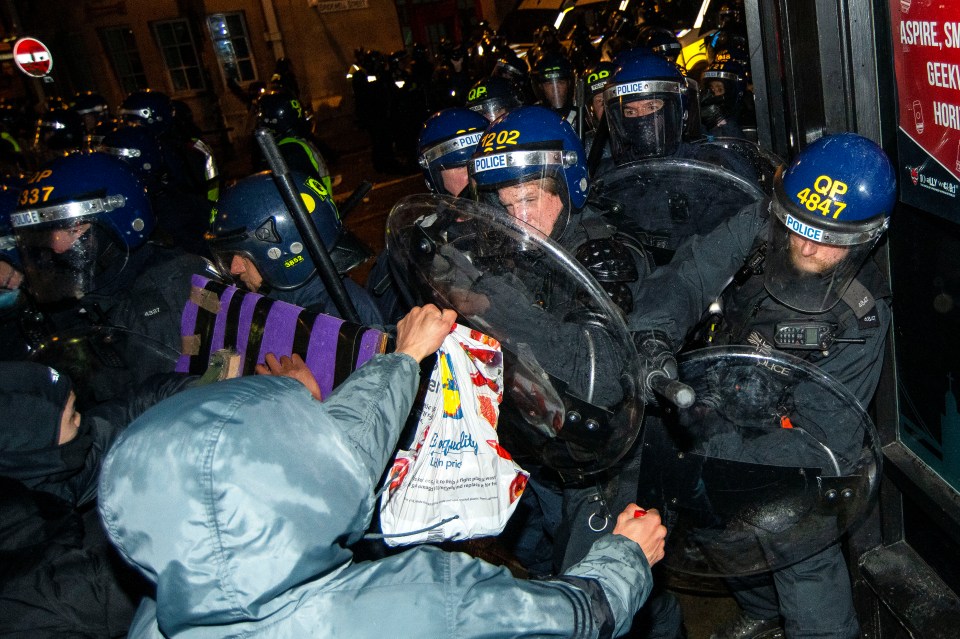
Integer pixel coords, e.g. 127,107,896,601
255,128,362,324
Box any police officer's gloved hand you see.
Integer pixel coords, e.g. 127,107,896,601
633,329,678,405
699,93,726,131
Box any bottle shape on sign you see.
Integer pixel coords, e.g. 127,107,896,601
913,100,924,134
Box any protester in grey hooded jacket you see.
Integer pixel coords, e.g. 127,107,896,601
98,305,665,639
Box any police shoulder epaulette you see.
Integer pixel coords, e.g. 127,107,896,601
840,278,881,329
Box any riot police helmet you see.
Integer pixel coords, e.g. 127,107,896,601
207,171,340,292
765,133,896,313
466,76,523,122
34,107,85,154
635,26,682,64
701,58,748,118
255,90,306,137
531,51,574,112
468,105,588,240
0,184,20,267
10,153,154,304
583,61,617,128
97,126,165,185
71,91,110,136
603,48,686,163
417,107,488,196
118,90,174,134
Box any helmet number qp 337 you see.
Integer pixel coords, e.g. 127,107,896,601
19,186,54,206
795,175,848,219
480,129,520,152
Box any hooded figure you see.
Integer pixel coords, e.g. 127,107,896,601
0,361,193,637
100,351,656,639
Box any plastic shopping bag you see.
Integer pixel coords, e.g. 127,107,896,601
379,324,528,546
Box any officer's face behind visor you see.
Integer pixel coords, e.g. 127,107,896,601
604,86,683,162
494,178,565,237
210,247,265,293
764,187,885,313
15,220,120,304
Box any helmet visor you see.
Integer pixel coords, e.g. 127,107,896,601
469,151,574,239
420,130,484,196
468,97,519,123
15,219,126,304
764,192,886,312
604,82,684,162
536,77,572,110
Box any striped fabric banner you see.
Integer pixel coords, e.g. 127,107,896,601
177,275,389,397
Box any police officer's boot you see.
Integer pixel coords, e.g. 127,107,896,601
708,612,784,639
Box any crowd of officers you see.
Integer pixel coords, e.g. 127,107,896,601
0,2,899,638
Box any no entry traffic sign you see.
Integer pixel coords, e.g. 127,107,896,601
13,37,53,77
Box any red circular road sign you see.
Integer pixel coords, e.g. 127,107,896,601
13,37,53,77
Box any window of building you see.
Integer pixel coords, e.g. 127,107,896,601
99,26,149,95
206,12,257,84
152,19,205,92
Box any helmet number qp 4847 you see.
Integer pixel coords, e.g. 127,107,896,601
795,175,848,219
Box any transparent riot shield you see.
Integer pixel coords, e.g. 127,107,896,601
694,137,785,195
593,158,765,263
387,193,643,480
645,346,881,576
29,325,181,405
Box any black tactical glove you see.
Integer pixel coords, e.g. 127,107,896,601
633,329,680,405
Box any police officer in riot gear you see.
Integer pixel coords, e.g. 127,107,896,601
5,153,209,401
700,59,751,139
98,125,211,256
465,76,524,123
206,171,382,327
255,90,334,195
32,107,85,165
580,60,616,162
365,107,489,324
119,90,216,205
466,104,680,638
417,107,489,197
629,133,896,639
531,52,577,125
593,48,763,263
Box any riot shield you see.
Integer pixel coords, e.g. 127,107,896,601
694,137,785,195
387,193,643,480
593,158,765,263
644,346,881,576
29,325,181,406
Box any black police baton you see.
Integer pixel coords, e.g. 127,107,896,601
255,128,363,325
586,115,609,179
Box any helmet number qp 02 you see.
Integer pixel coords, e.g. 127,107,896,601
480,129,520,152
795,175,848,219
19,186,54,206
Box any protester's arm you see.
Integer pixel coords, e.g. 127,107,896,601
328,504,664,639
283,305,455,485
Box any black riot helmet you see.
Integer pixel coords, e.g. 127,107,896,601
635,26,682,65
118,90,174,135
531,52,574,113
583,61,616,128
466,76,523,122
34,107,85,155
255,90,306,137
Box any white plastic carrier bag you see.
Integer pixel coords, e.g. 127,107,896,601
379,324,529,546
